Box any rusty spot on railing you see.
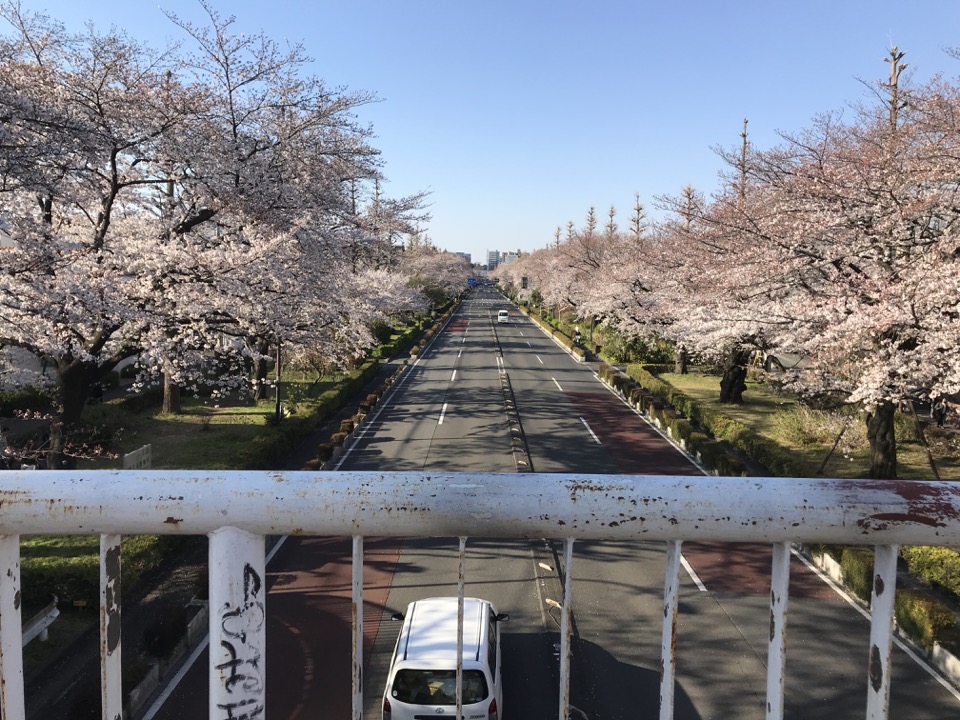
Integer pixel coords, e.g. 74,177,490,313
163,516,183,525
874,573,886,597
869,644,883,692
845,479,960,530
770,593,776,642
104,542,122,653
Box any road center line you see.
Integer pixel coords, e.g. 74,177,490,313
439,402,448,425
580,417,601,444
552,377,564,392
451,369,457,382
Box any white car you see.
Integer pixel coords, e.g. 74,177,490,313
382,597,509,720
497,309,509,324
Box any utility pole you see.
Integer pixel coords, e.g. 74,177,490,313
887,46,907,131
738,117,749,205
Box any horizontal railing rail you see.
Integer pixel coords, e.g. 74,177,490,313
1,470,958,720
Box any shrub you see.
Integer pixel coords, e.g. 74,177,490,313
0,386,56,416
771,404,867,450
901,546,960,598
895,410,921,443
330,431,348,447
370,319,395,345
895,589,957,649
339,419,354,434
841,547,875,603
315,443,334,462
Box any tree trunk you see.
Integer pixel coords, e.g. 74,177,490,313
866,401,898,479
162,371,181,414
49,358,94,469
675,344,688,375
718,347,750,404
251,338,271,401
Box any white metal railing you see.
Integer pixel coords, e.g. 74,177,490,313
1,470,960,720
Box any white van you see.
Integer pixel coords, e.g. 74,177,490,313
382,597,509,720
496,309,509,324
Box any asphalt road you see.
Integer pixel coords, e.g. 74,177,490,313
143,287,960,720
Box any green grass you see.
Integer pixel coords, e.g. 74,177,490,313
20,373,348,671
80,375,338,470
660,370,960,480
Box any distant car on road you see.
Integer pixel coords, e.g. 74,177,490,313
497,309,509,324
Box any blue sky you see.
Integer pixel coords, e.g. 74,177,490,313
25,1,960,265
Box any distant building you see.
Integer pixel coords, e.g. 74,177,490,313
454,252,471,264
500,250,520,265
486,250,500,271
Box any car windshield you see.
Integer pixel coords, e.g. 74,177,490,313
391,669,488,705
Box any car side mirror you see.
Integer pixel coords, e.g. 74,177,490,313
390,612,405,621
495,613,510,622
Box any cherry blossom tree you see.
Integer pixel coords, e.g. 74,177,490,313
0,1,427,460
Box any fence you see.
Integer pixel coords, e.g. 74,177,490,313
1,470,959,720
122,444,152,470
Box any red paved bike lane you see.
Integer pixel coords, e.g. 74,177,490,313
567,389,838,599
265,536,401,718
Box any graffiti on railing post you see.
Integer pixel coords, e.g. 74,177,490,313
215,562,265,719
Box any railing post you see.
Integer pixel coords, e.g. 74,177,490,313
100,533,122,720
558,538,574,720
0,534,23,720
351,535,363,720
456,537,467,718
660,540,682,720
209,527,266,720
866,544,898,720
766,541,791,720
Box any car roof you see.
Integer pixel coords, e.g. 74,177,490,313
398,597,490,663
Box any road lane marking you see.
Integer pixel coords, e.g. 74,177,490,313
552,377,564,392
580,417,601,444
792,549,960,700
536,355,544,364
680,555,707,592
451,369,457,382
438,402,448,425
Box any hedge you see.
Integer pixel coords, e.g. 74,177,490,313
20,535,189,613
623,364,810,478
901,546,960,597
896,588,957,649
233,359,378,469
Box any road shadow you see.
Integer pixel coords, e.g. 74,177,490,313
502,632,701,720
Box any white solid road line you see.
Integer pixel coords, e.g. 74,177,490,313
552,377,564,392
792,549,960,701
438,402,448,425
580,417,602,444
680,555,708,592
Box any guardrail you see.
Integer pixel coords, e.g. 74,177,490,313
1,469,958,720
20,597,58,647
